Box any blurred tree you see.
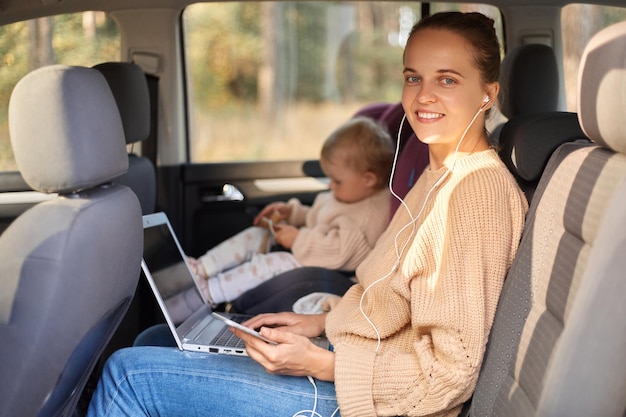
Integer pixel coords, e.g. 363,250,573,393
29,18,54,70
563,4,603,111
258,3,276,116
0,12,119,171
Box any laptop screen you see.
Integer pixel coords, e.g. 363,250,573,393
143,215,205,321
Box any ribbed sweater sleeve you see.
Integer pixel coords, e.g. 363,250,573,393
286,197,310,227
325,150,528,417
291,189,391,270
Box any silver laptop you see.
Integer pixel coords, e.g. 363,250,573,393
141,211,258,356
142,211,330,355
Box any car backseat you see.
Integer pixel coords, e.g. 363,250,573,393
464,20,626,416
494,42,589,203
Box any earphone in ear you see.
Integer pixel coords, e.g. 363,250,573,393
479,96,491,112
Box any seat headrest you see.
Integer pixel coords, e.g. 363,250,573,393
499,112,587,182
378,102,414,144
352,102,390,121
8,65,128,194
499,43,559,119
578,21,626,155
352,102,414,146
93,62,151,145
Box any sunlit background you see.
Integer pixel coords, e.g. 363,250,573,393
0,3,625,170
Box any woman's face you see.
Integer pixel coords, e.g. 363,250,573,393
402,28,496,161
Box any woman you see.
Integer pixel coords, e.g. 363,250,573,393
88,11,527,417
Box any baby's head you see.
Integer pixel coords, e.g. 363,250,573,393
320,116,394,203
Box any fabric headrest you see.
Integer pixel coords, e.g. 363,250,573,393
499,112,587,182
378,102,414,144
498,44,559,119
352,102,390,121
8,65,128,194
578,21,626,155
93,62,151,145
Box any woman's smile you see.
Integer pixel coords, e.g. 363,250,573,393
416,110,444,122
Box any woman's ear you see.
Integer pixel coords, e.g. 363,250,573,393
485,81,500,108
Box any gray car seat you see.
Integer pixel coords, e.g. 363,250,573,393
466,21,626,417
498,43,559,120
0,65,143,417
495,43,584,202
93,61,156,215
492,43,559,138
498,111,589,202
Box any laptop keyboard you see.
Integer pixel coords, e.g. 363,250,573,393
196,313,247,348
210,324,246,348
198,314,329,350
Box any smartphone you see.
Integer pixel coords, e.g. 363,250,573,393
211,312,277,345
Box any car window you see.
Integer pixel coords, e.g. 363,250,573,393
562,4,626,112
0,12,119,172
183,2,502,163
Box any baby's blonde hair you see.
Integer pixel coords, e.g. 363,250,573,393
320,116,394,189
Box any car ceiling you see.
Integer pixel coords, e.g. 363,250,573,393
1,0,626,26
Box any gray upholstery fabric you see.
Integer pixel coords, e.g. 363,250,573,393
94,62,156,214
8,65,128,194
92,62,151,145
578,21,626,155
498,43,559,119
468,21,626,417
0,65,143,417
497,112,589,201
492,44,561,158
536,176,626,417
117,154,157,214
499,113,587,183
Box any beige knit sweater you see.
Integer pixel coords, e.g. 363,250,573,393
326,149,528,417
286,188,391,271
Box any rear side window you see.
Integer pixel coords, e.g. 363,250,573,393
0,12,120,172
562,4,626,111
183,2,502,163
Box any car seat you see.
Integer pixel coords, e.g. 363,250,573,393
351,101,390,121
492,43,559,142
498,111,589,202
465,21,626,417
93,62,156,215
0,65,143,417
495,43,585,202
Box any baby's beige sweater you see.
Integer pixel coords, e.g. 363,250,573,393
326,149,528,417
287,188,390,271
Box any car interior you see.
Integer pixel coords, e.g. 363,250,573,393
0,0,625,416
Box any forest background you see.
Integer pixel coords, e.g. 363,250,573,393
0,3,624,169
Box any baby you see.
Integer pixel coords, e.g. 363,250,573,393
167,116,394,322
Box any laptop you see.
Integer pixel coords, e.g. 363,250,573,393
141,212,329,356
142,211,261,356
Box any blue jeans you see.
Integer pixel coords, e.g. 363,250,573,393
132,323,176,347
87,346,340,417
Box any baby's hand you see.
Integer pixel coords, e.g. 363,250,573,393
253,203,291,227
273,224,298,248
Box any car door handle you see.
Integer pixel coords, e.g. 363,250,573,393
200,184,244,202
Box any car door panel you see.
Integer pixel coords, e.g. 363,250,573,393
176,160,326,257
